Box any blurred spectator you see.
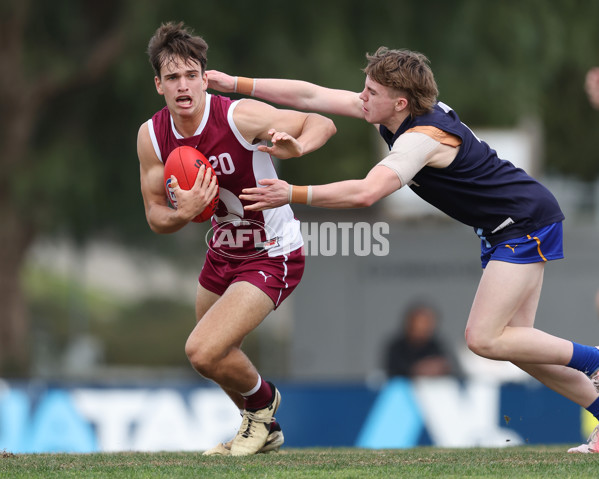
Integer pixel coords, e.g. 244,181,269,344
384,302,456,378
586,67,599,110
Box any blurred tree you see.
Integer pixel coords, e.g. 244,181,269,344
3,0,599,376
0,0,132,376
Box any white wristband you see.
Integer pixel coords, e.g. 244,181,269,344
306,185,313,206
288,185,293,204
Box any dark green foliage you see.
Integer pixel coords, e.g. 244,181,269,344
5,0,599,375
11,0,599,245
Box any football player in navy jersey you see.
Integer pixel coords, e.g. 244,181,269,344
209,48,599,453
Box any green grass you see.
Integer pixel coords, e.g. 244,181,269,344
2,447,599,479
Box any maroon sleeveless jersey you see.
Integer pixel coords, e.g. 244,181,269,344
147,94,303,258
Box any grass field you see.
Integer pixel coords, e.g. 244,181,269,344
2,447,599,478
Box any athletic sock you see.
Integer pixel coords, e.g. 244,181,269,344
242,376,273,410
587,397,599,422
567,342,599,376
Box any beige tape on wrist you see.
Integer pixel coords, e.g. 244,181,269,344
235,76,255,96
289,185,312,205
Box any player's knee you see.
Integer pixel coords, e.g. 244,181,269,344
185,338,216,376
465,327,495,359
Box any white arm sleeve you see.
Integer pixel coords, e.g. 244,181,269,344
377,132,440,187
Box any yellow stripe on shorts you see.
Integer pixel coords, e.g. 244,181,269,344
526,234,547,262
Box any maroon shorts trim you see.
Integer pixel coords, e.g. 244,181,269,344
199,247,305,309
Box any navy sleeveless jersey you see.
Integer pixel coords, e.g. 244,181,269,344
379,102,564,246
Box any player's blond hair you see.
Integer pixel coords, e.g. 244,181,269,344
364,47,438,116
147,21,208,78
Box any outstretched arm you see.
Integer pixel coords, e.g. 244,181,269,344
208,70,365,119
232,98,337,159
586,67,599,110
239,132,451,210
239,165,402,211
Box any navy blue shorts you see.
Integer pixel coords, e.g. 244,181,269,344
480,222,564,269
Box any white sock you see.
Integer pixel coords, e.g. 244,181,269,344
241,375,262,397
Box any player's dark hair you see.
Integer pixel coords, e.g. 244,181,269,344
147,21,208,78
363,47,438,116
401,301,440,335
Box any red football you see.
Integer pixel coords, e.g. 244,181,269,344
164,146,219,223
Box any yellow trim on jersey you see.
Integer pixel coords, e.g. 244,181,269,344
405,125,462,148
